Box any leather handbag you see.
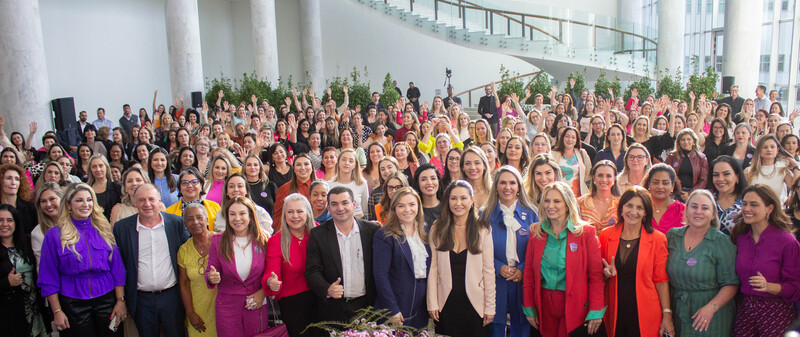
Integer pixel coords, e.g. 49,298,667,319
254,297,289,337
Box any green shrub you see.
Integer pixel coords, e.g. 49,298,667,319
656,69,684,101
593,72,622,99
526,72,552,104
685,66,719,102
625,76,655,102
497,65,526,101
380,73,400,109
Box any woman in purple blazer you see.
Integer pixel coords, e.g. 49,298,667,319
206,197,270,337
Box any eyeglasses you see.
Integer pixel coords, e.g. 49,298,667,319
196,143,209,148
447,157,461,162
628,155,647,162
197,256,207,276
386,184,404,192
181,179,200,186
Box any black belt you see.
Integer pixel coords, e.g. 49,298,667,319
138,285,176,294
343,295,365,303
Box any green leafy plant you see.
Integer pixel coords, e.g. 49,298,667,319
656,68,684,101
497,65,526,100
685,65,719,102
347,67,372,110
526,72,552,104
593,72,622,99
624,76,655,102
204,74,235,107
380,73,400,109
307,306,440,337
565,70,587,95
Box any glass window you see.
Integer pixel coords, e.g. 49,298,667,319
760,55,771,72
707,0,713,12
778,54,785,72
781,0,789,10
719,0,725,12
687,0,692,13
697,0,702,11
715,55,723,72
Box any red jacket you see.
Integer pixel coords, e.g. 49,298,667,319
523,225,605,333
663,150,708,192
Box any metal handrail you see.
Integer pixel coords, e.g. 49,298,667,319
454,70,543,107
393,0,657,55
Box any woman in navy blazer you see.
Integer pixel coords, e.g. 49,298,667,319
482,166,538,337
373,187,431,329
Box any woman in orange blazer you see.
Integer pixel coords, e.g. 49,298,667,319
599,186,674,337
522,181,606,337
427,180,496,337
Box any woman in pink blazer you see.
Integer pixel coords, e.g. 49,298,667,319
206,197,271,337
427,180,496,337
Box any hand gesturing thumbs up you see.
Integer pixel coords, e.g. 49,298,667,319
602,257,617,279
208,265,221,285
328,277,344,299
8,268,22,287
267,272,282,292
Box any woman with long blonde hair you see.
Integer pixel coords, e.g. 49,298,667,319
328,149,370,218
374,187,431,329
31,182,63,268
523,181,604,336
523,153,564,209
743,134,799,205
459,147,493,209
263,193,316,337
37,183,128,335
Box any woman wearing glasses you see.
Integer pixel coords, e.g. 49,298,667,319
177,204,217,336
166,167,221,230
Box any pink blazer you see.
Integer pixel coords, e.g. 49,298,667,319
205,233,267,297
427,228,496,318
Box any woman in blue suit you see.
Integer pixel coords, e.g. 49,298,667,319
373,187,431,329
482,165,538,337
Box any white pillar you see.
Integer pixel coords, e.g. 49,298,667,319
657,0,685,77
251,0,280,83
0,0,51,144
165,0,204,104
723,0,764,98
300,0,324,94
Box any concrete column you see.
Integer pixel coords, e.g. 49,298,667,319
300,0,324,93
657,0,685,77
0,0,51,144
723,0,764,98
165,0,204,104
251,0,280,83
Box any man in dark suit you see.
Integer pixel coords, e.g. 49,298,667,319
406,82,421,113
306,185,380,330
112,183,189,337
478,85,498,134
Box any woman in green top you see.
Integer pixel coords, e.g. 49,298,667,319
666,189,739,336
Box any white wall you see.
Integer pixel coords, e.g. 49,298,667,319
36,0,618,126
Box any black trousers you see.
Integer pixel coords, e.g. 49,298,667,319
134,286,184,337
59,290,122,337
314,295,369,337
278,290,316,337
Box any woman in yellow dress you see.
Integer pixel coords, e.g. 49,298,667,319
178,203,218,336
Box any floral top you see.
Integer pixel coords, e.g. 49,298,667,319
716,197,742,236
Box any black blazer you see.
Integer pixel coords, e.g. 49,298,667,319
112,212,189,317
478,95,497,123
305,218,380,303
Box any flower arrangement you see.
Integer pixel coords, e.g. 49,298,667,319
307,307,441,337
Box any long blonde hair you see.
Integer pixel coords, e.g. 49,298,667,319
523,153,563,206
279,193,315,263
459,147,492,193
56,183,116,259
333,149,365,185
482,165,536,223
531,181,586,239
745,134,794,183
383,187,428,244
87,154,112,185
35,182,63,235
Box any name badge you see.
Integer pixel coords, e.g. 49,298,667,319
607,218,616,226
569,243,578,252
518,228,529,236
521,213,527,221
686,257,697,267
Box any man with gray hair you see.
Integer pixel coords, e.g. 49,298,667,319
113,183,190,337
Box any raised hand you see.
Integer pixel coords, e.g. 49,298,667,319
328,277,344,299
284,97,291,106
266,272,282,292
569,78,576,88
218,89,224,98
602,257,617,279
342,85,348,93
688,91,696,101
29,122,37,134
208,265,221,285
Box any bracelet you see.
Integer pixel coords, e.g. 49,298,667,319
711,303,719,312
53,308,62,315
662,308,672,313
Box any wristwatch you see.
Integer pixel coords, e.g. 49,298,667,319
117,296,125,302
663,308,672,313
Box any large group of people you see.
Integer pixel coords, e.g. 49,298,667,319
1,78,799,337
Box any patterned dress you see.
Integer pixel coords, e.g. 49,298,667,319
177,238,218,337
7,247,47,337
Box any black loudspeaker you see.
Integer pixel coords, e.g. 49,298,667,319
52,97,77,132
722,76,735,95
191,91,203,108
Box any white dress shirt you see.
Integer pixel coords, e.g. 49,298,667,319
335,219,366,298
136,216,177,291
233,236,253,281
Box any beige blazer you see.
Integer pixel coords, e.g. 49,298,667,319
427,227,496,318
550,148,592,195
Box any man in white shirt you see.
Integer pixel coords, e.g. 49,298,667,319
305,186,380,326
113,184,189,337
754,85,771,114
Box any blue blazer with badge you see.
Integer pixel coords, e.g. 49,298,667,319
112,212,190,318
372,227,431,329
486,202,537,326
